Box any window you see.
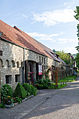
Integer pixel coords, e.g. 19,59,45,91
16,61,19,68
0,51,3,56
12,60,15,67
42,57,43,64
44,58,45,64
6,60,9,67
0,59,3,67
15,74,20,82
39,56,41,63
6,75,12,84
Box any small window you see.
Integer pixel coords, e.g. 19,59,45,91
0,59,3,67
39,56,41,63
0,51,3,56
6,60,9,67
12,60,15,67
15,74,20,82
16,61,19,68
6,75,12,84
44,58,45,64
42,57,43,64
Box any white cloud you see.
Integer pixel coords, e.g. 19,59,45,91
28,32,63,41
57,38,77,44
28,32,77,44
64,0,78,9
28,32,78,54
33,9,75,26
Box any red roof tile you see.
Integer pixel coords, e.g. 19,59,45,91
0,20,60,62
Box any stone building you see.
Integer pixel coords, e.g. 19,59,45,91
0,20,66,88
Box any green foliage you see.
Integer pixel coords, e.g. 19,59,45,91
4,96,13,105
35,78,51,89
58,75,77,83
74,6,79,20
75,53,79,69
13,83,27,99
48,83,67,89
13,97,22,104
0,103,5,108
1,84,13,103
23,83,37,96
74,6,79,51
56,51,70,64
30,85,37,96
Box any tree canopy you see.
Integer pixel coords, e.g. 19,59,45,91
74,6,79,51
75,53,79,69
56,51,70,64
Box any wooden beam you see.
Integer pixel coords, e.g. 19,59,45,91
55,67,58,88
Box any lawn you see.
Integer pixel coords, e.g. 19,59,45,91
58,75,77,83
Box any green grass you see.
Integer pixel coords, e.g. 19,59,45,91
58,75,77,83
49,75,77,89
48,83,67,89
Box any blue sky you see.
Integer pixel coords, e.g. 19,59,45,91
0,0,79,54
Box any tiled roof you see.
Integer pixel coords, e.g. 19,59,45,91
0,20,60,62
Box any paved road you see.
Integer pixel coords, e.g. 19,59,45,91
0,80,79,119
23,81,79,119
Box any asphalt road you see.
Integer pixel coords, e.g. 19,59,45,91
23,81,79,119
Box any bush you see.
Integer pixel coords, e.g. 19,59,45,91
23,83,37,96
1,84,13,103
13,83,27,99
35,78,51,89
30,85,37,96
23,83,31,96
13,97,22,104
0,103,5,108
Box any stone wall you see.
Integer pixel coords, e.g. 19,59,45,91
0,39,24,88
0,38,64,88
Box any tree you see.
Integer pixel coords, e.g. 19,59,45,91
74,6,79,20
75,53,79,69
56,51,72,65
74,6,79,51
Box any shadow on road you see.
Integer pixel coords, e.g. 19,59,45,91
24,81,79,119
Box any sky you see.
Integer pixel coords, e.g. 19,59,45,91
0,0,79,54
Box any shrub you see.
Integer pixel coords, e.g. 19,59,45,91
13,97,22,104
0,103,5,108
13,83,27,99
23,83,31,96
35,78,51,89
30,85,37,96
1,84,13,103
23,83,37,96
